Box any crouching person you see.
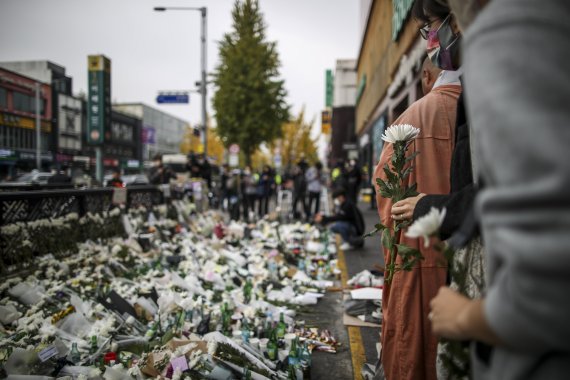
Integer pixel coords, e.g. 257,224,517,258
315,188,365,251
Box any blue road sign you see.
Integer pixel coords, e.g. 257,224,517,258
157,93,189,104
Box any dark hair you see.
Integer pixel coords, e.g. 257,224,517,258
412,0,450,23
315,161,323,170
332,188,346,199
152,154,162,161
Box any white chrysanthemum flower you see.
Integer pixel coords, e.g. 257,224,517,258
381,124,420,144
405,207,447,248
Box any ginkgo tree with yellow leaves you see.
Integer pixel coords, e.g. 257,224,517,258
272,108,319,169
180,124,225,165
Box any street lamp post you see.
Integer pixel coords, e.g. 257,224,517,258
35,82,41,170
154,6,208,157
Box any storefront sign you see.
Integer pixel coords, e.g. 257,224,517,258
372,114,386,162
19,151,53,161
321,110,331,134
58,95,82,151
126,159,140,168
87,55,111,145
392,0,414,41
103,158,119,167
56,153,73,163
0,113,51,132
355,74,367,105
142,126,156,144
325,69,334,108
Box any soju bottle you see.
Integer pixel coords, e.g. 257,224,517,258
244,278,253,304
299,341,311,367
300,341,312,380
145,321,158,340
288,336,299,366
276,312,287,338
255,317,264,338
265,311,273,332
176,310,185,333
287,363,297,380
89,335,98,354
185,309,194,323
222,304,231,336
241,318,251,343
267,330,278,361
243,366,253,380
69,342,81,364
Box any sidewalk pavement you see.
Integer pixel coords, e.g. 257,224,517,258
307,201,384,379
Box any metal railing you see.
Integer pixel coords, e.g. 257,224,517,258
0,185,164,226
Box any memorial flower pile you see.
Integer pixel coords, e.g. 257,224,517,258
0,203,341,379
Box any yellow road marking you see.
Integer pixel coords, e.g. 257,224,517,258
337,240,366,380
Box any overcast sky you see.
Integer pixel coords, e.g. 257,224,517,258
0,0,360,145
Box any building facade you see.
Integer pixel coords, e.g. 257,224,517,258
0,60,146,178
0,60,86,172
113,103,186,160
81,107,143,173
0,67,53,178
329,59,358,167
356,0,426,184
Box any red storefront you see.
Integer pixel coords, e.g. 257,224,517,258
0,68,53,178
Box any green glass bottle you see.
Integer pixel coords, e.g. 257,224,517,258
241,318,251,343
89,335,98,354
145,320,158,340
276,312,287,338
222,304,231,336
244,278,253,304
300,341,312,380
243,366,253,380
267,329,278,361
287,363,297,380
265,311,273,332
69,342,81,364
288,336,299,366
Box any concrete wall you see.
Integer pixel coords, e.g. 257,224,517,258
333,59,357,108
0,61,66,84
113,103,186,158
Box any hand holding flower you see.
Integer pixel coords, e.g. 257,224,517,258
391,193,426,221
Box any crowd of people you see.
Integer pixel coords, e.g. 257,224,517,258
372,0,570,379
216,157,367,252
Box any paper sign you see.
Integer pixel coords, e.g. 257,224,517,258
112,187,127,205
160,184,171,198
98,290,138,318
170,356,189,371
38,345,58,362
350,287,382,300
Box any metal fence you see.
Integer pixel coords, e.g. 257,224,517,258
0,185,163,226
0,186,168,275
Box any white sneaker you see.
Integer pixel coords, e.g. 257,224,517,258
340,242,355,251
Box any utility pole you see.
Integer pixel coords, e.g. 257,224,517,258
35,82,41,170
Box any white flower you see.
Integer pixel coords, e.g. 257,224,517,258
405,207,446,247
207,341,218,356
381,124,420,144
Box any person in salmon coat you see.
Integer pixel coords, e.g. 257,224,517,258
373,58,462,380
